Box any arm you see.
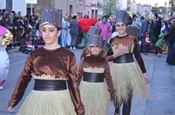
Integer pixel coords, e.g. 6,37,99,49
67,55,85,115
146,38,151,43
133,38,146,73
108,23,112,38
77,58,85,86
106,39,125,61
106,39,115,61
8,53,33,108
104,59,115,101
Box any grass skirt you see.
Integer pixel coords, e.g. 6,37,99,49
80,81,110,115
17,89,76,115
110,62,149,105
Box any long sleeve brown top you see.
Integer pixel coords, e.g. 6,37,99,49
8,47,84,115
78,55,115,99
107,34,146,73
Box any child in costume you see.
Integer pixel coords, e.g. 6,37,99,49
0,26,13,90
144,32,151,55
78,27,115,115
155,33,165,57
8,8,84,115
107,11,150,115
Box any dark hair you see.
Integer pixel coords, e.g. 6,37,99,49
84,15,89,18
132,14,137,19
128,16,133,25
57,26,61,31
154,13,158,19
102,16,108,20
72,15,77,19
140,16,144,20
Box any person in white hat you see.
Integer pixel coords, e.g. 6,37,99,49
8,8,84,115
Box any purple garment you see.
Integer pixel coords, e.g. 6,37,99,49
0,26,7,35
97,22,112,41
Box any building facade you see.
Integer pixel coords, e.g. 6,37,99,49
28,0,103,18
0,0,26,16
82,0,99,18
0,0,104,17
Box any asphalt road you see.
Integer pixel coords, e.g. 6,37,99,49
0,49,175,115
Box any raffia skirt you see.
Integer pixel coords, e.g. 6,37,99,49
110,62,149,105
17,85,76,115
80,81,110,115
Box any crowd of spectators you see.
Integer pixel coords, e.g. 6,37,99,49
0,9,44,53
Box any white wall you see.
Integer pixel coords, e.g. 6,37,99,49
0,0,6,9
13,0,26,16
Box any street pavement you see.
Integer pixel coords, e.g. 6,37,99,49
0,48,175,115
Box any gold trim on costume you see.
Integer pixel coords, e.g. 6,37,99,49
83,67,104,73
0,30,13,46
111,41,135,54
32,74,67,80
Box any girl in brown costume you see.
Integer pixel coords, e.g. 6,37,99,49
8,8,84,115
78,31,115,115
107,11,150,115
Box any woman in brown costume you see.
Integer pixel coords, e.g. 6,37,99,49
78,28,115,115
8,8,84,115
107,11,150,115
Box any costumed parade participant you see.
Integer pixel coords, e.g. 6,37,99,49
8,8,84,115
78,26,115,115
166,17,175,65
0,26,13,90
107,11,150,115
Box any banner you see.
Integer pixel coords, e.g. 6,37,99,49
26,0,37,4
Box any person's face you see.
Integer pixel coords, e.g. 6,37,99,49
40,24,61,45
102,18,107,23
88,46,102,56
115,22,127,34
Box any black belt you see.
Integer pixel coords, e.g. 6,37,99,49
83,72,104,82
113,53,134,63
33,79,67,91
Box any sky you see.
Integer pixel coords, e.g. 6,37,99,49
135,0,170,7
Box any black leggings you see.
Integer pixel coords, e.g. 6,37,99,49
115,96,132,115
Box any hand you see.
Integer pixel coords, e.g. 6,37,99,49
110,92,115,102
143,73,150,84
8,106,14,113
112,46,125,58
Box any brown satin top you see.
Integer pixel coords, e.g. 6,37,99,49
107,34,146,73
8,47,84,115
78,55,115,98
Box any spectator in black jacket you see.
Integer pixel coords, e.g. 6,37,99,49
69,15,80,49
